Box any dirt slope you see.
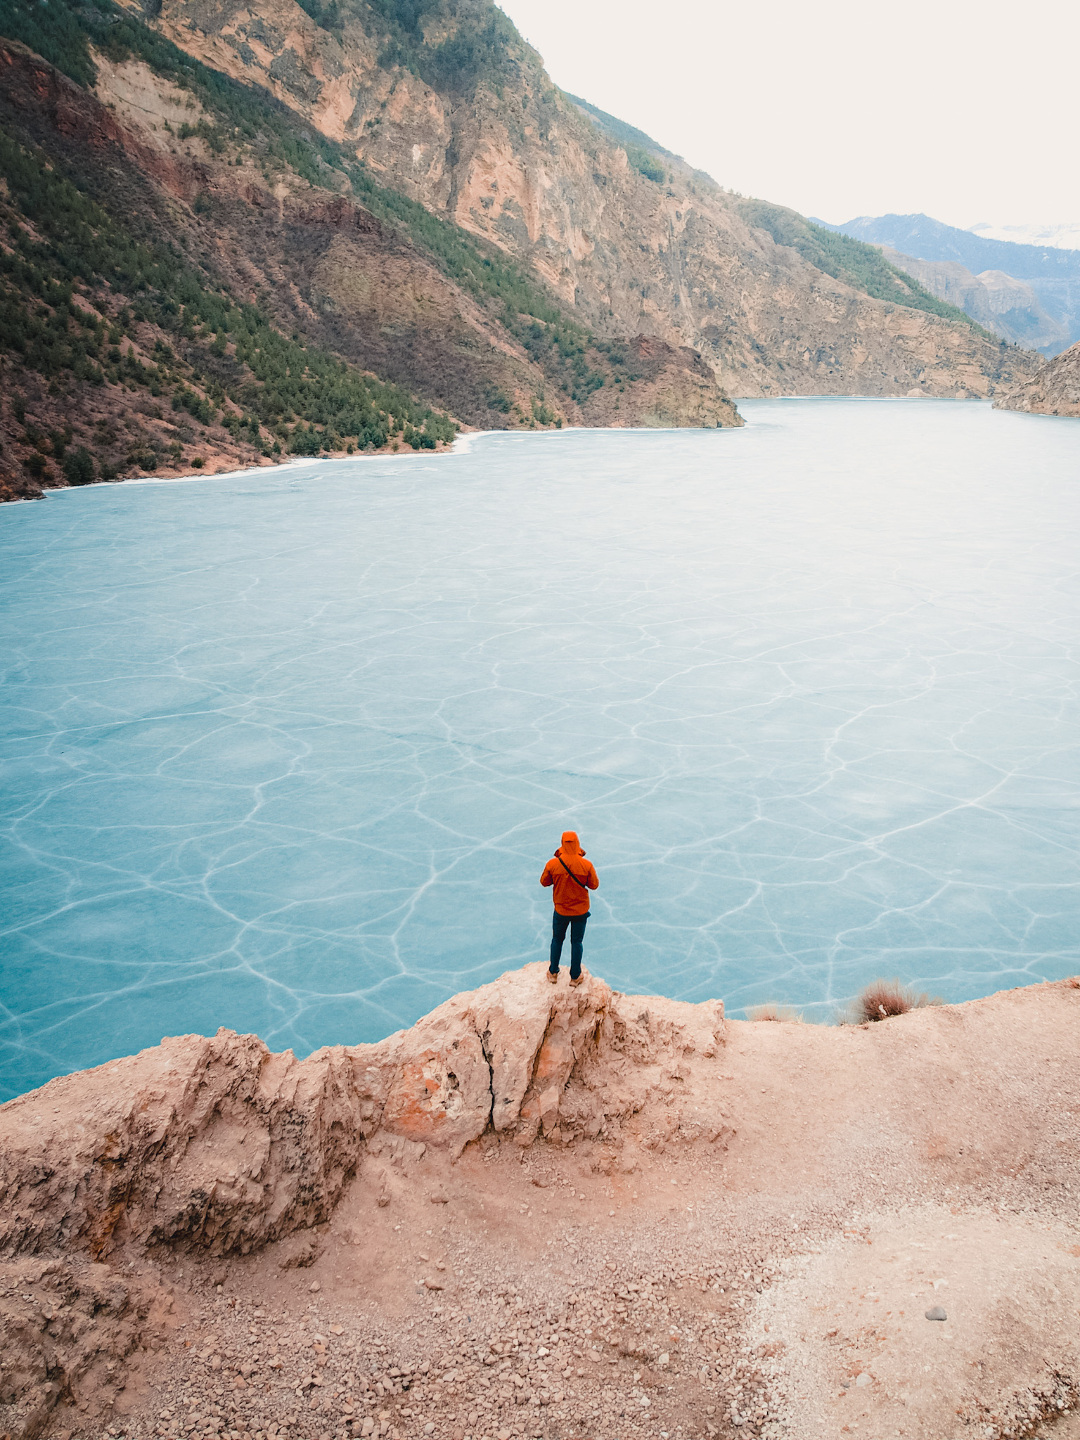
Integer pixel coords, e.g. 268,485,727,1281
2,964,1079,1440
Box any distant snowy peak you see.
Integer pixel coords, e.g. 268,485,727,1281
969,222,1080,251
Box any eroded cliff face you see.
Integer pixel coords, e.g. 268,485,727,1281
994,339,1080,418
130,0,1036,399
579,335,742,429
0,968,724,1437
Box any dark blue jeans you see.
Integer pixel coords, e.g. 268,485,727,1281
549,911,589,979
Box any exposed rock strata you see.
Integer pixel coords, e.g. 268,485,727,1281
994,339,1080,417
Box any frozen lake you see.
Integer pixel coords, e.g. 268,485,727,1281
2,399,1079,1099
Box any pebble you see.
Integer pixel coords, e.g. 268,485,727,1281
925,1306,947,1321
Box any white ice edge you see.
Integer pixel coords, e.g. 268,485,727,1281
35,405,981,500
42,432,504,494
35,425,666,496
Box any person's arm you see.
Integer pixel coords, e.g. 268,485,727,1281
586,862,599,891
541,860,554,888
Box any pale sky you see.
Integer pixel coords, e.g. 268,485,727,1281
497,0,1080,231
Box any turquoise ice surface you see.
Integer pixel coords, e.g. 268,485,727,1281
2,399,1079,1099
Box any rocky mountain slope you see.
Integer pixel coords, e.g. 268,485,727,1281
0,12,738,503
820,212,1080,349
117,0,1031,401
879,247,1069,353
994,339,1080,417
2,964,1080,1440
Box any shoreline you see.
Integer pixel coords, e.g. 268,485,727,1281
7,399,1037,503
8,421,725,500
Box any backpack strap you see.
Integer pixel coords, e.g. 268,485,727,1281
557,855,591,889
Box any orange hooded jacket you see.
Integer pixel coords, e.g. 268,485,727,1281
540,831,599,917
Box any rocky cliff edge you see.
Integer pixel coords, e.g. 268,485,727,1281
3,967,1080,1440
0,967,723,1261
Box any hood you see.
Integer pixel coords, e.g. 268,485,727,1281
558,830,584,856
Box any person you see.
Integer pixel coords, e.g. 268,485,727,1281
540,831,599,986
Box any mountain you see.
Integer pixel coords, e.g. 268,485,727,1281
122,0,1027,396
815,212,1080,279
878,249,1069,355
994,341,1080,419
816,213,1080,351
0,1,1037,501
0,17,738,503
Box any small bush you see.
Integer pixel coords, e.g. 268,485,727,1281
63,446,96,485
191,455,205,468
747,1002,802,1023
850,978,939,1024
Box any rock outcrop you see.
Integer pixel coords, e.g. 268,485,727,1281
0,1031,363,1261
579,336,742,428
994,339,1080,417
0,967,723,1261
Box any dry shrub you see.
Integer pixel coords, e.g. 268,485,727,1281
747,1002,803,1023
850,978,940,1024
